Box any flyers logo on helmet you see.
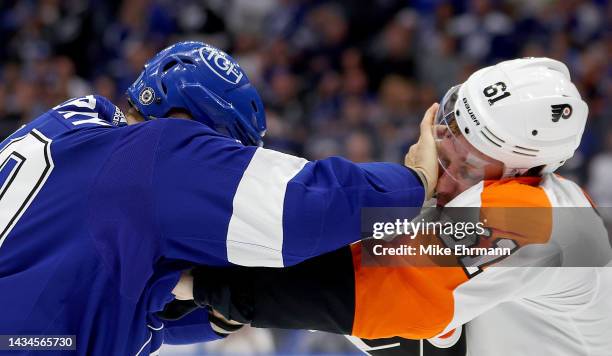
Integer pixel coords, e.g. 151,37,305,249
199,45,244,85
551,104,572,122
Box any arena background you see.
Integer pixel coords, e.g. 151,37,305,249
0,0,609,354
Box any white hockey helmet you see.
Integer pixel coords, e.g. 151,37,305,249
435,57,588,178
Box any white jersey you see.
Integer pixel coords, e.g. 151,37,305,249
454,174,612,356
346,174,612,356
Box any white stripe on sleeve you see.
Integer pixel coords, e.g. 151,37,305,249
227,148,308,267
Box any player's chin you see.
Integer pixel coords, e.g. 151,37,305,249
435,195,449,208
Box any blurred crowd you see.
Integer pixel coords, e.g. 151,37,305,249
0,0,609,354
1,0,611,202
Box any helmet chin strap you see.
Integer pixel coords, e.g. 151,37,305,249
503,159,567,178
502,167,526,178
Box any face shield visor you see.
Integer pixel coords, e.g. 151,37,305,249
434,85,503,188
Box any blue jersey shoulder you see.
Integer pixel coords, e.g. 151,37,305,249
51,94,127,127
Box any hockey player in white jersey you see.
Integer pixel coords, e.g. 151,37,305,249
183,57,612,356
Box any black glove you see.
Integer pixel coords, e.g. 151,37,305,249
191,266,254,324
157,299,199,321
157,296,245,336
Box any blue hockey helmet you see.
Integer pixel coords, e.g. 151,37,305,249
127,41,266,146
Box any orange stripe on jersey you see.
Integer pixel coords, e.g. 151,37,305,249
481,177,553,246
351,243,468,339
481,177,545,207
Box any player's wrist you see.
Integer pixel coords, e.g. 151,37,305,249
408,166,434,200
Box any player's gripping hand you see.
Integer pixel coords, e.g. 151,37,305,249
405,103,439,200
161,270,246,336
172,271,194,300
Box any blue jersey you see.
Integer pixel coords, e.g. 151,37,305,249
0,95,424,355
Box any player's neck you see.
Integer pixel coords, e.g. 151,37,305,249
126,107,145,125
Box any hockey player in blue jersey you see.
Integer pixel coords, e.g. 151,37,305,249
0,41,437,355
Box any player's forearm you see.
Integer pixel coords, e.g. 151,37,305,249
189,243,464,341
191,246,357,334
281,158,425,266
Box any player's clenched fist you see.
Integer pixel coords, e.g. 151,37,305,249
405,103,439,200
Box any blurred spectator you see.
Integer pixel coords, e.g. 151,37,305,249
449,0,514,62
589,131,612,207
345,130,375,162
366,9,418,88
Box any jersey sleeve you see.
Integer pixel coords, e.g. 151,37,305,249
152,119,425,267
51,94,127,127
